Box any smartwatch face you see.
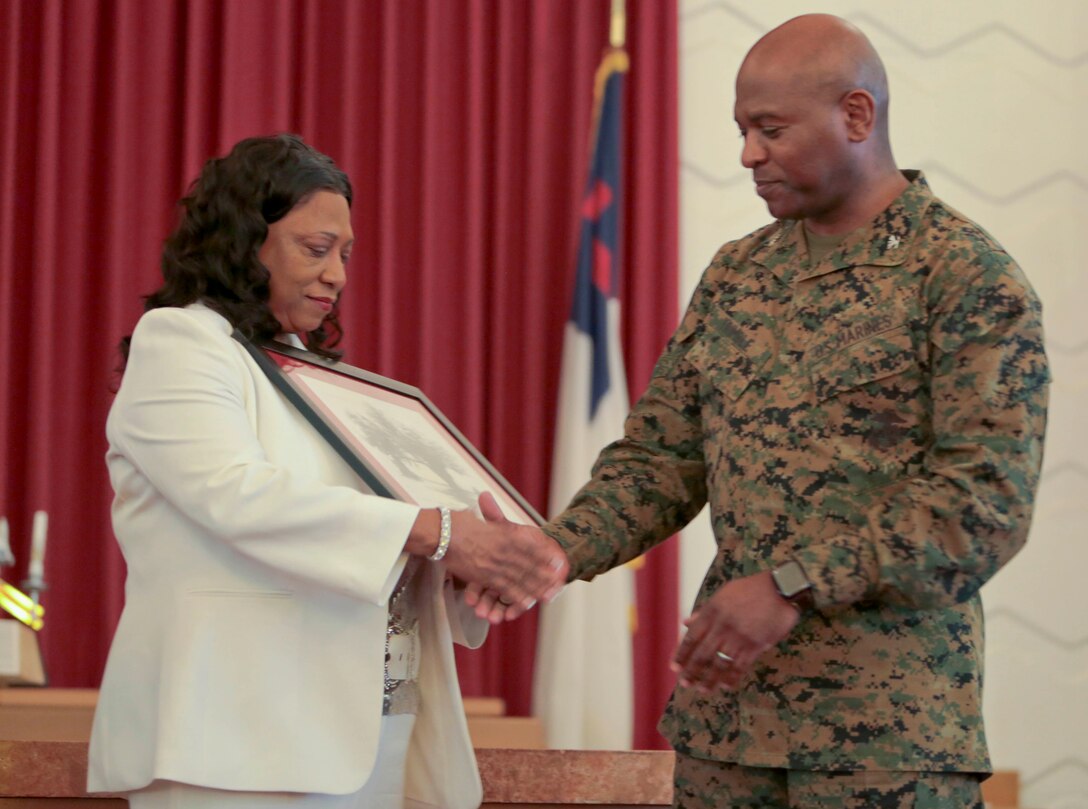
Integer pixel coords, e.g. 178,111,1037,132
774,561,810,598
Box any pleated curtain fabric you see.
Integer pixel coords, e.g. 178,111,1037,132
0,0,677,745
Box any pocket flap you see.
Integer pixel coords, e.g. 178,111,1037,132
686,314,773,402
810,325,914,401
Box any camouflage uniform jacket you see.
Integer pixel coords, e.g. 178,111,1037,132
543,172,1049,772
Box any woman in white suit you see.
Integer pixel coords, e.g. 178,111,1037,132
87,134,567,809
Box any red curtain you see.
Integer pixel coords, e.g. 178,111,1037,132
0,0,678,747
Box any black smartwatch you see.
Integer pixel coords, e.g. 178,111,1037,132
771,560,814,611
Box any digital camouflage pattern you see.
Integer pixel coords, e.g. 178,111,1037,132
543,173,1049,772
672,753,984,808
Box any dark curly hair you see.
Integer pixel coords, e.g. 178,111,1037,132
120,133,352,366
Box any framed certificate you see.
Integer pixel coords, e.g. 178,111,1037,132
241,337,542,526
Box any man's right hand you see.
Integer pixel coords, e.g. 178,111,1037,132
408,492,568,615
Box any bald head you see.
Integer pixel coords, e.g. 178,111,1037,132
741,14,891,140
733,14,907,233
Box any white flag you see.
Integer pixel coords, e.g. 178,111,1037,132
532,52,634,750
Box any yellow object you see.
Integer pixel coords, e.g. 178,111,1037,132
624,556,646,633
0,579,44,630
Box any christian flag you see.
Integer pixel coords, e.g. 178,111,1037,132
532,48,635,750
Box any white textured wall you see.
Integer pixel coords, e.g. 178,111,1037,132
678,3,1087,807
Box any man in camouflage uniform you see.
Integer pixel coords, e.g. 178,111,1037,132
536,13,1048,809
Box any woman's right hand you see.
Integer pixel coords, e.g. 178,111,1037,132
407,492,568,614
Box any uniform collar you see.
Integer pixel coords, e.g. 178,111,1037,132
750,170,934,284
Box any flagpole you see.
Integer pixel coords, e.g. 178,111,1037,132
609,0,626,49
592,2,629,156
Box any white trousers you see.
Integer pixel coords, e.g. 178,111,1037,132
127,715,416,809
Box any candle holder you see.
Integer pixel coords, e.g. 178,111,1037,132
0,513,47,686
0,617,45,686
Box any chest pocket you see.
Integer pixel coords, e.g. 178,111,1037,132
809,324,916,402
684,314,774,405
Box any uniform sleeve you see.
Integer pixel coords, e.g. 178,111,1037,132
110,307,421,603
543,311,710,581
795,253,1050,611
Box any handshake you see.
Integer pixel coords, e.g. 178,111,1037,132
408,492,569,624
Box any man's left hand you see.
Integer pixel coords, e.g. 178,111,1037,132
671,571,801,692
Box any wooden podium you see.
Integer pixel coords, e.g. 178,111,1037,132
0,689,670,807
0,741,673,808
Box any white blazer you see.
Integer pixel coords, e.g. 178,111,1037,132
87,304,486,809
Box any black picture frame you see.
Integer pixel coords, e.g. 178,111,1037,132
237,335,543,526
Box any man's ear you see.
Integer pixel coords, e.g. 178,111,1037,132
841,88,876,142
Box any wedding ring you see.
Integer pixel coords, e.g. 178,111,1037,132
498,596,514,606
715,651,734,664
